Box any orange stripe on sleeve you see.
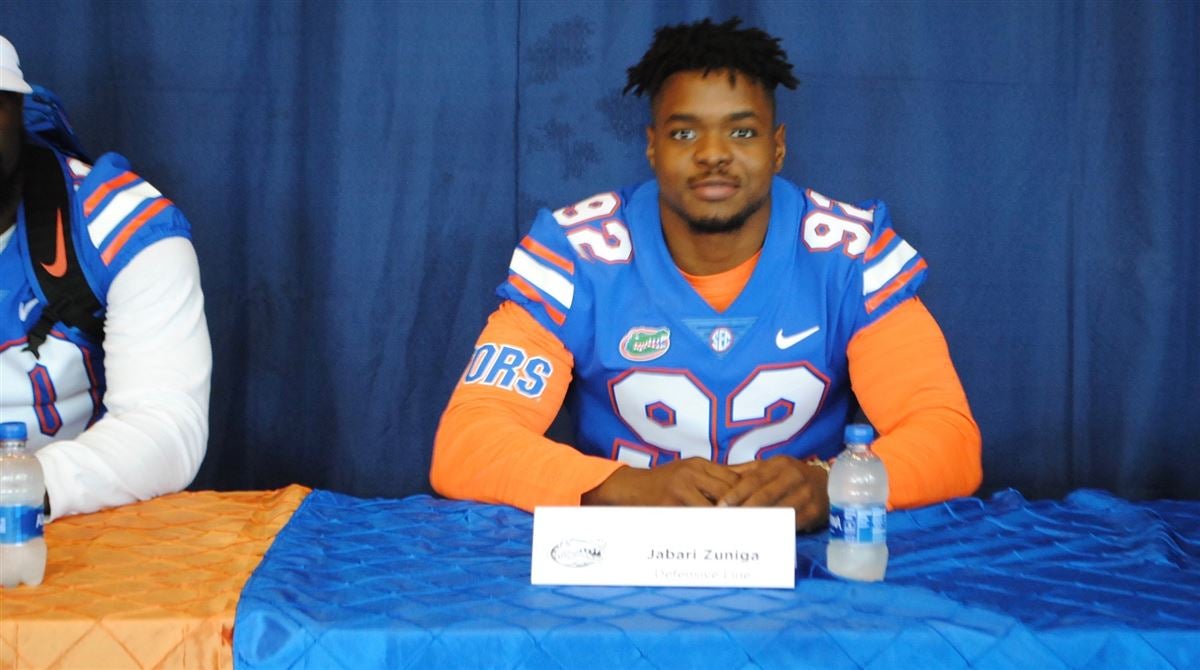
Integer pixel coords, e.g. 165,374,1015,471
83,172,139,217
864,228,896,262
100,199,172,265
864,259,928,313
848,298,982,509
507,274,566,326
431,301,623,511
520,237,574,275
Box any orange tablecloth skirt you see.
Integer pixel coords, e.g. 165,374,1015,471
0,485,310,669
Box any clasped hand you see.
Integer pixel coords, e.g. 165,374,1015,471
583,456,829,531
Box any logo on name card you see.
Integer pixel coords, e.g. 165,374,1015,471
550,538,606,567
619,327,670,362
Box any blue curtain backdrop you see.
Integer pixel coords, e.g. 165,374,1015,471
4,0,1197,501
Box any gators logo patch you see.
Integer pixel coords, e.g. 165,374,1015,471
619,327,670,362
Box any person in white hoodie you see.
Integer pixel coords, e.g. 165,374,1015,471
0,35,211,520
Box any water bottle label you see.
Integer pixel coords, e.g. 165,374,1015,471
828,504,886,544
0,505,45,543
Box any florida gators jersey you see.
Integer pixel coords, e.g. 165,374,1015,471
493,177,927,467
0,148,191,448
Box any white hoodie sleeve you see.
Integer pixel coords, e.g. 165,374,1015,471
34,236,211,520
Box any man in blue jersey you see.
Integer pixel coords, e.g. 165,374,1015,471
432,18,981,529
0,35,211,520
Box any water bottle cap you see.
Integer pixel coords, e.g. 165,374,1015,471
0,422,28,441
843,423,874,445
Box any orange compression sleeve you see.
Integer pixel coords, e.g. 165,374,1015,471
847,298,983,509
430,301,624,511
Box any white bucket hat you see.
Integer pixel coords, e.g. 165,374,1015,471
1,36,33,95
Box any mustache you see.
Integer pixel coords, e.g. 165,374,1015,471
688,172,740,186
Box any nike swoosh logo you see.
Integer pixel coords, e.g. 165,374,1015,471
41,210,68,278
776,325,820,349
18,297,38,322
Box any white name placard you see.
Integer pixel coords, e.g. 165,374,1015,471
531,506,795,589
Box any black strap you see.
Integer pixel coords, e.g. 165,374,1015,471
20,144,104,358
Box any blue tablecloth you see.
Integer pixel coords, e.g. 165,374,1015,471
233,489,1200,669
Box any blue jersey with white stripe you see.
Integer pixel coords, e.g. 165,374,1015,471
0,147,191,447
494,177,926,467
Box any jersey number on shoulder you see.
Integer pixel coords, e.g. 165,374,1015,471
552,192,632,264
607,364,828,466
802,190,873,257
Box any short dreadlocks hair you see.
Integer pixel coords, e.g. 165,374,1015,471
624,17,799,103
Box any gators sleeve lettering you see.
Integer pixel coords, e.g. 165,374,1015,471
431,301,622,511
847,297,982,509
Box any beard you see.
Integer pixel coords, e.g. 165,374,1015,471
670,190,771,236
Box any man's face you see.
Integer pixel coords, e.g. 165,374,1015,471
0,92,22,205
0,92,21,178
646,69,785,235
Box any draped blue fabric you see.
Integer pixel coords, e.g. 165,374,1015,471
4,1,1197,500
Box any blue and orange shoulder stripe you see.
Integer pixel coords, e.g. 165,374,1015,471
856,200,927,314
73,153,188,269
800,189,927,315
501,190,638,330
504,227,576,327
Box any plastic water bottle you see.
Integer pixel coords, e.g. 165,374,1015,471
0,422,47,588
827,424,888,581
